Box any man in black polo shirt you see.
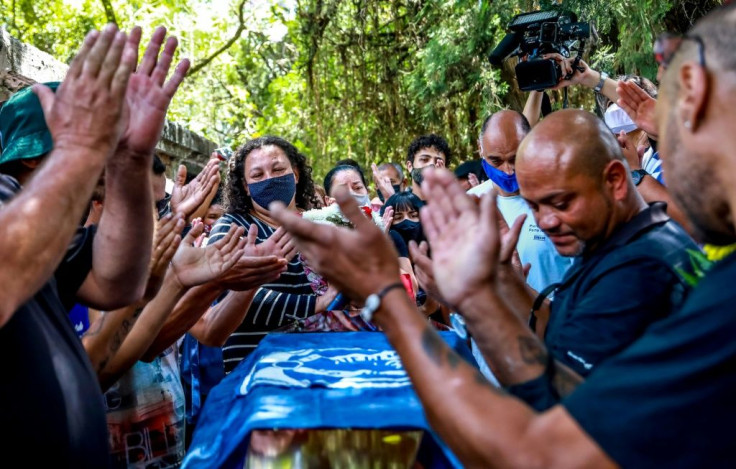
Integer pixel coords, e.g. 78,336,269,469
0,25,189,467
415,110,698,407
409,109,697,405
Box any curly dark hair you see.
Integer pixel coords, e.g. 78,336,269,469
224,136,320,214
406,133,452,166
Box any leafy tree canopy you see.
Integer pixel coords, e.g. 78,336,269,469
1,0,721,181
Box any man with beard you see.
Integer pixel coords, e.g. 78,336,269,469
405,133,450,201
269,4,736,466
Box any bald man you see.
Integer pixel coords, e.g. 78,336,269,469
417,108,696,410
514,108,696,377
469,110,574,293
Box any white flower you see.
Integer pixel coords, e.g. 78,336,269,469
302,203,385,230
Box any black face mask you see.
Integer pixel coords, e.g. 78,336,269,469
411,165,434,186
378,184,403,203
392,219,425,245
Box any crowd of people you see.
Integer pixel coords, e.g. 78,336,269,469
1,3,735,467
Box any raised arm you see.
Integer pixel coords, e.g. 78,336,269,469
0,26,135,326
142,239,288,360
76,26,191,309
523,91,544,128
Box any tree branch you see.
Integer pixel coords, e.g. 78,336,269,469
188,0,247,76
99,0,118,26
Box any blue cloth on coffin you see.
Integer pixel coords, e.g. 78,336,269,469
183,331,474,468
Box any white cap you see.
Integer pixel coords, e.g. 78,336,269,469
604,104,638,134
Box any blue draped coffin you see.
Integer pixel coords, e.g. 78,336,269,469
183,331,475,468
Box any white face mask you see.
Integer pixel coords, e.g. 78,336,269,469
350,192,371,207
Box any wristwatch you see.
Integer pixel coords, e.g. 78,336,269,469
360,282,406,323
594,71,609,93
631,169,649,186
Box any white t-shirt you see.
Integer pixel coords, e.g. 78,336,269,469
467,180,574,292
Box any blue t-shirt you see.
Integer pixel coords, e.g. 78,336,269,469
563,252,736,468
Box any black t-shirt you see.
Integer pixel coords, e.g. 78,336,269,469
0,174,110,467
563,252,736,468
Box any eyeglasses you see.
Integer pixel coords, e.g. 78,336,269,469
657,34,706,70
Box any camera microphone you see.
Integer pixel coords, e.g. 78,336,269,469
489,32,521,66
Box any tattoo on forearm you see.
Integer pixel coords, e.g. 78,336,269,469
421,327,446,367
95,307,144,373
421,327,506,394
518,336,548,366
551,361,584,398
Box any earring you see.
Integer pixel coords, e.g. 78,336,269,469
684,120,692,129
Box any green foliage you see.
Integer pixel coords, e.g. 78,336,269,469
1,0,721,183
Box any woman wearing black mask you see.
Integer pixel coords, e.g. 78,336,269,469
202,136,338,373
382,191,426,247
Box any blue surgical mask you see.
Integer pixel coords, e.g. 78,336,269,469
481,159,519,194
248,173,296,209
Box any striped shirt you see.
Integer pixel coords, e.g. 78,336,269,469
207,212,317,373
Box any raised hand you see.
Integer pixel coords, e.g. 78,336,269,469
372,163,396,200
170,159,221,222
420,168,525,311
617,130,642,170
542,54,591,90
243,225,297,261
170,221,248,287
270,188,402,303
144,212,186,299
381,206,394,233
34,24,138,161
467,172,480,188
617,80,659,139
408,240,450,307
211,225,289,291
117,26,190,157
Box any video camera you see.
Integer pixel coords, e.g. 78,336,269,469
489,10,591,92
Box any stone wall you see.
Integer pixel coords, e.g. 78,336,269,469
0,28,217,174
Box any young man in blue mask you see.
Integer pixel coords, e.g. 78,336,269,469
468,110,574,293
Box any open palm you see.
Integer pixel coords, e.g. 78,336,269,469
421,169,524,311
117,26,190,156
171,222,246,287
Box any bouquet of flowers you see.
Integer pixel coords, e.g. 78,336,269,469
298,203,385,296
301,203,385,230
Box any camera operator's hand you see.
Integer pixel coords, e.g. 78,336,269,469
542,54,592,90
544,53,619,103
